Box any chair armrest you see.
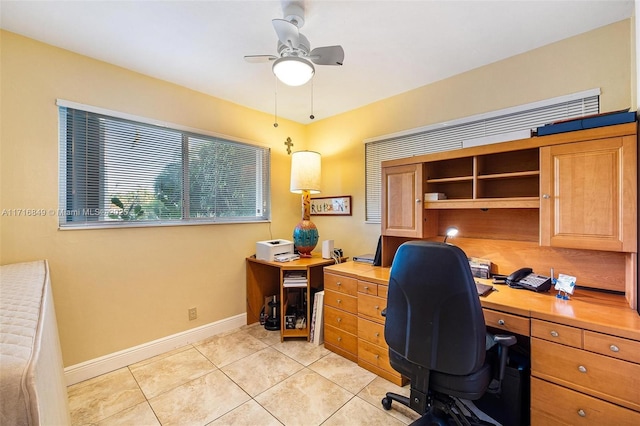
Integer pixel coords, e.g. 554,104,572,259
487,334,517,394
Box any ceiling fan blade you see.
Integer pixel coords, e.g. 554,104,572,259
244,55,278,63
272,18,299,47
309,46,344,66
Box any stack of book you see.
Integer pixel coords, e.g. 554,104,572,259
424,192,447,201
283,271,307,287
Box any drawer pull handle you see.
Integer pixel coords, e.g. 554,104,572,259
375,305,380,310
337,318,342,323
337,299,342,304
497,319,505,326
577,409,586,417
550,331,559,337
609,344,620,352
364,286,369,290
337,282,341,286
578,365,587,373
375,332,380,337
337,337,342,342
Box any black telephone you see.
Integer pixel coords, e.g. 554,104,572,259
506,267,552,292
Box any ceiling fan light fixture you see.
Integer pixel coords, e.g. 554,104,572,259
272,56,315,86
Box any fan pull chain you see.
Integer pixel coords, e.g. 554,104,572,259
309,79,315,120
273,76,279,128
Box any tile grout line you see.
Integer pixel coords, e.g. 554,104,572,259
70,325,409,426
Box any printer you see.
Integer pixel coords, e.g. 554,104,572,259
256,239,294,261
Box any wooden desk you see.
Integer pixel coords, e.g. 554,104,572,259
246,255,335,341
324,261,640,424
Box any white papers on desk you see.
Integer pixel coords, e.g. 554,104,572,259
274,253,300,262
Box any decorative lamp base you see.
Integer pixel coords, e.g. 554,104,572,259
293,219,319,257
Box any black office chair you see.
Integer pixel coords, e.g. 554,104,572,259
381,241,516,426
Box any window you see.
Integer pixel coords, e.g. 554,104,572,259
58,102,270,228
365,89,600,222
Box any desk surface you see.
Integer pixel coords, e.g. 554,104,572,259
247,254,337,269
324,261,640,341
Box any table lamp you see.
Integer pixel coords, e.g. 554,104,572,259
444,226,459,243
290,151,321,257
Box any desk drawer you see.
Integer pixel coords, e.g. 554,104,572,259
324,290,357,314
531,319,582,348
324,325,358,355
584,331,640,364
357,280,378,296
531,377,640,426
358,339,394,373
324,306,357,335
532,338,640,411
324,273,358,296
483,308,530,336
378,285,388,299
358,293,386,324
358,317,387,348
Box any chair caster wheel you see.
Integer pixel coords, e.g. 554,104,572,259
381,397,392,410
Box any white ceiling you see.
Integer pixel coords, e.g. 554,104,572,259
0,1,634,124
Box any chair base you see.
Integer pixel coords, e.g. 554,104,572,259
382,392,498,426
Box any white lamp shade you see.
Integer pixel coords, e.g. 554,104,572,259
273,57,315,86
290,151,321,194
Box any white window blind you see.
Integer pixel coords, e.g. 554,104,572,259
365,89,600,222
59,105,270,228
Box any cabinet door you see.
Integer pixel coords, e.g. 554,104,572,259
540,136,637,252
381,163,436,238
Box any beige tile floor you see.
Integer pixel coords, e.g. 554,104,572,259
67,323,421,426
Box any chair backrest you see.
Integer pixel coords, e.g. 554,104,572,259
384,241,487,376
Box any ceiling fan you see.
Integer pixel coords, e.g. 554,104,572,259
244,2,344,87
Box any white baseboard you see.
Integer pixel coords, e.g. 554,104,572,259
64,313,247,386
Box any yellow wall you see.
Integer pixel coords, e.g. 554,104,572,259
0,19,633,366
634,2,639,109
0,31,308,365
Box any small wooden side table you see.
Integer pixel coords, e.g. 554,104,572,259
246,254,336,341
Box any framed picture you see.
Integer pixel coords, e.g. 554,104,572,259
310,196,352,216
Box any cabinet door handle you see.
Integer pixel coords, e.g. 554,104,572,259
578,365,587,373
498,319,505,326
550,331,559,337
415,199,420,203
577,409,586,417
542,194,551,199
609,344,620,352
